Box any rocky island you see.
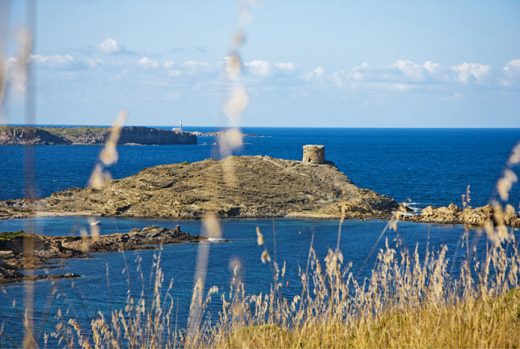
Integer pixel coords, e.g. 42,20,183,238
0,125,197,145
0,225,203,283
0,144,518,227
0,146,398,220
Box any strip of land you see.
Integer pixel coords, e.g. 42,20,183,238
0,225,203,283
0,125,197,145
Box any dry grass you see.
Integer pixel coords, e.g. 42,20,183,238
51,223,520,349
200,233,520,349
219,289,520,349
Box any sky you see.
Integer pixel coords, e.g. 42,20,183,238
2,0,520,127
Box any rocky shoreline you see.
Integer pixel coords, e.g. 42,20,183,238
401,203,520,227
0,225,204,283
0,126,197,145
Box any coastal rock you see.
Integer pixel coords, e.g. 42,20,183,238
0,226,202,282
0,253,23,281
0,127,72,145
0,156,398,220
405,203,520,227
419,203,460,223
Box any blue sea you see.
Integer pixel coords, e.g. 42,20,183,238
2,127,520,206
0,127,520,347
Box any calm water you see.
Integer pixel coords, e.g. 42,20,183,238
1,127,519,206
0,128,520,346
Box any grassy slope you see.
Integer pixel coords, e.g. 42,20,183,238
40,126,109,138
0,125,109,141
220,289,520,348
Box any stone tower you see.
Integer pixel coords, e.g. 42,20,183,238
302,145,325,164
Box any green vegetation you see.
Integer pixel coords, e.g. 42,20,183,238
0,125,109,143
41,126,109,138
0,126,39,132
0,231,26,241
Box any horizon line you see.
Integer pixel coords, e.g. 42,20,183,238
3,123,520,130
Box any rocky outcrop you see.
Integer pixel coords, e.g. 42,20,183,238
118,126,196,145
0,127,72,145
0,156,398,220
404,203,520,227
0,226,203,282
0,126,197,145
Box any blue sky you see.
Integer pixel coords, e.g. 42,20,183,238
3,0,520,127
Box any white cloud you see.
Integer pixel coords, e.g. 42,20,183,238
86,58,103,69
328,60,497,90
451,62,491,84
183,60,210,70
424,60,441,73
504,59,520,73
275,62,295,72
138,56,160,69
345,60,448,84
331,70,347,87
22,52,520,97
31,54,75,67
246,60,271,77
331,67,415,90
392,60,426,81
163,60,175,69
162,60,182,77
502,59,520,86
243,60,296,77
167,69,182,78
10,54,100,72
98,38,120,54
304,66,325,81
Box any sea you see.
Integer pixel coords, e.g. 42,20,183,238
0,127,520,346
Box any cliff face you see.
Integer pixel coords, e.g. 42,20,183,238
0,126,197,145
118,126,196,145
0,127,72,145
0,156,398,220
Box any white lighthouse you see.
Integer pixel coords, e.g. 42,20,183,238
172,121,184,134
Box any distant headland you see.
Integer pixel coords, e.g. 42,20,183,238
0,125,197,145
